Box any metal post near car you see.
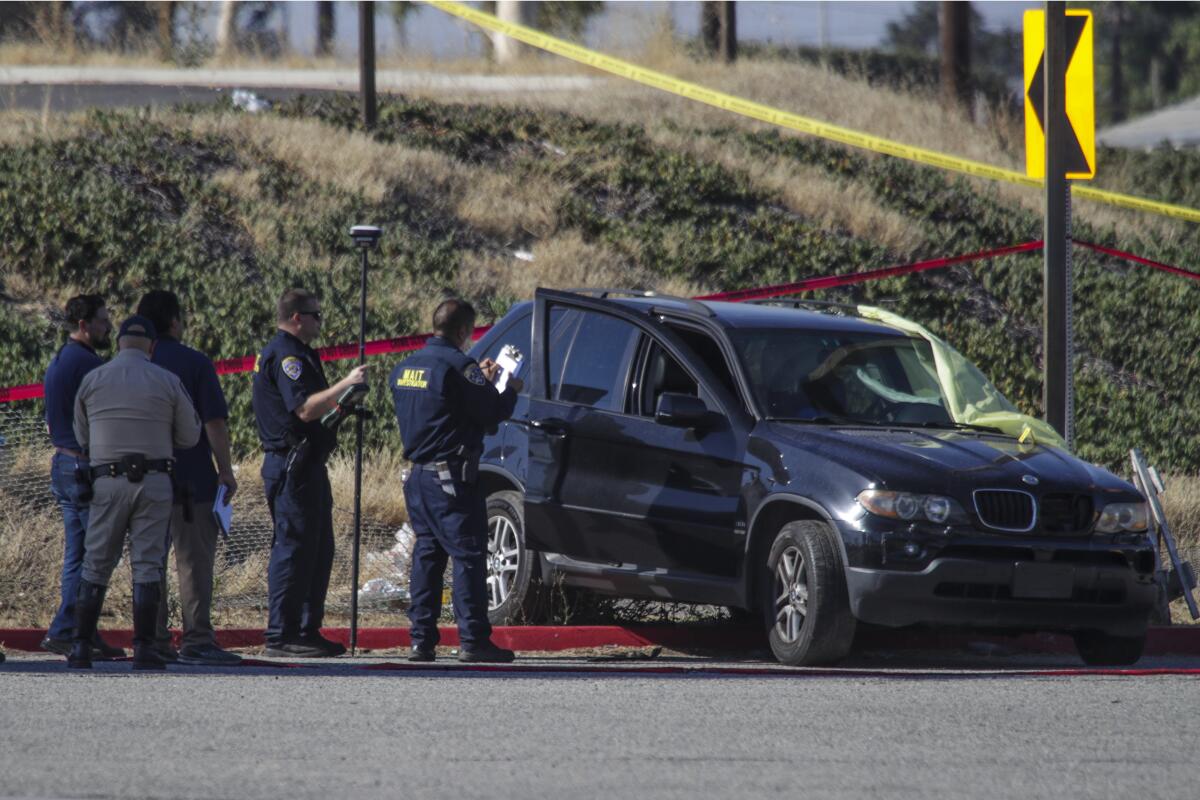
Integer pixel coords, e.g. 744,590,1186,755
349,225,381,653
1043,1,1073,448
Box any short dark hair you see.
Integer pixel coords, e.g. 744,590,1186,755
278,289,317,322
432,298,476,337
136,290,181,337
64,294,106,328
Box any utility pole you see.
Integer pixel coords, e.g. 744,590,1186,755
359,1,376,129
1042,1,1072,446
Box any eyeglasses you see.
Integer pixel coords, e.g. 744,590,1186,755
297,310,323,322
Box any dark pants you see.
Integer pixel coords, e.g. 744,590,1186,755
262,453,334,646
48,453,89,640
404,468,492,649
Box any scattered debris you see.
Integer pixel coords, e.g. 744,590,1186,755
231,89,271,113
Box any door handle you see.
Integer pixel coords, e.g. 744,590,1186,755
529,417,570,437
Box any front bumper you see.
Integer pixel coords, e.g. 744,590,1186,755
845,557,1158,637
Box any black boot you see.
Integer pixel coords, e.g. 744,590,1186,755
68,580,107,669
132,582,167,671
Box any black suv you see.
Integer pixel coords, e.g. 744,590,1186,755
468,289,1157,666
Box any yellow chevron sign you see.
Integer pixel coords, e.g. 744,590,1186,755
1024,9,1095,180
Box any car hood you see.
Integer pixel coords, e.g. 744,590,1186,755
761,421,1136,495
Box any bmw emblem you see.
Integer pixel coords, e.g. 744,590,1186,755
1022,475,1039,486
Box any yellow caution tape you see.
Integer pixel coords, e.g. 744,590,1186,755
426,0,1200,226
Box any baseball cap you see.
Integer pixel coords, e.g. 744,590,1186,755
118,315,158,340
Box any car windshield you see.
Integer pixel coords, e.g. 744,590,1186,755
730,328,956,426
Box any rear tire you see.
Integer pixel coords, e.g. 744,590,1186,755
1072,630,1146,667
485,490,547,625
764,520,856,666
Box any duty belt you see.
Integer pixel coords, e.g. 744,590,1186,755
91,458,174,480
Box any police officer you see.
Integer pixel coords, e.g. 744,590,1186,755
70,315,202,670
252,289,368,658
40,293,125,661
137,290,242,666
391,298,522,663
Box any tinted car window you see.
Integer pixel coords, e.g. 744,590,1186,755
556,310,639,411
636,341,705,416
665,324,746,413
547,308,581,401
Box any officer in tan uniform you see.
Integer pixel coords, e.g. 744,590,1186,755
69,315,201,670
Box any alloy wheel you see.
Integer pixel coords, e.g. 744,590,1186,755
486,513,521,610
774,545,809,644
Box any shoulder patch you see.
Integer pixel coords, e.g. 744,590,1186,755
463,363,487,386
281,356,303,381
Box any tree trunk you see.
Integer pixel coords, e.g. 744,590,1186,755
317,0,335,57
701,1,736,62
215,0,238,60
701,1,720,56
157,2,177,61
718,1,736,63
493,0,526,64
939,1,971,114
1109,6,1125,123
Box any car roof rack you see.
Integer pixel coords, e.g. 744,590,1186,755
746,299,869,316
561,288,716,318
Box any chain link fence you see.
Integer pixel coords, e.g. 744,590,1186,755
0,397,415,628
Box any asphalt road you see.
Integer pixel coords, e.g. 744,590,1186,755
2,651,1198,800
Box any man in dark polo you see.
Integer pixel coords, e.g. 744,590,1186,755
137,290,242,666
40,293,124,660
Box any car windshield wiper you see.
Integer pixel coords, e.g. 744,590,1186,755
913,420,1006,435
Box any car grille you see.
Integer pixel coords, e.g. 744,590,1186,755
972,490,1096,534
973,490,1035,532
1039,493,1095,534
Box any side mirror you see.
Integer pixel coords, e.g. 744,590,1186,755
655,392,711,428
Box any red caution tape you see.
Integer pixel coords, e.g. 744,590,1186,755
0,383,45,403
1074,239,1200,282
698,241,1045,303
1,239,1196,404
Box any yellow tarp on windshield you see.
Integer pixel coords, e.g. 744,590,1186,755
856,306,1069,450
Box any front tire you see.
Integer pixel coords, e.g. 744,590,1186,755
1072,630,1146,666
764,520,856,666
485,490,546,625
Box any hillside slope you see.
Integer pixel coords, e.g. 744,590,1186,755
1,57,1198,470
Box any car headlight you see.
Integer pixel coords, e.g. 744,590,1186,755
857,490,964,524
1095,502,1149,533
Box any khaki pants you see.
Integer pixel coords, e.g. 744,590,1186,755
82,474,172,586
158,501,220,649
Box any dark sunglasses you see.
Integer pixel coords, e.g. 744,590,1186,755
297,310,323,322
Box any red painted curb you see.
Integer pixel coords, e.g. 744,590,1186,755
3,625,1199,656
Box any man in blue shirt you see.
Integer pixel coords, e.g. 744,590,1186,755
390,298,522,663
253,288,369,658
137,290,243,666
40,294,124,660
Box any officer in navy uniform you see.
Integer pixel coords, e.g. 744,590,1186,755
252,288,368,658
391,298,522,663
